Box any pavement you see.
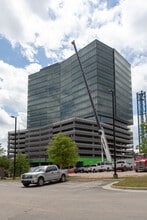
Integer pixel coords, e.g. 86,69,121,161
1,178,147,220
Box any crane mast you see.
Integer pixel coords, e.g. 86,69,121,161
71,40,112,162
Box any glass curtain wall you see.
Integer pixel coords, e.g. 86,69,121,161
114,50,133,125
96,40,114,121
27,39,133,129
27,64,60,128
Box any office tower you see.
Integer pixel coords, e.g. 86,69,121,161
8,39,133,163
27,40,133,129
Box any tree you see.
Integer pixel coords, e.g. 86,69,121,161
0,156,9,169
140,122,147,154
9,152,30,177
0,144,6,156
0,144,8,169
0,144,9,178
47,133,79,168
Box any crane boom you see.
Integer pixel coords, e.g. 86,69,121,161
71,40,112,162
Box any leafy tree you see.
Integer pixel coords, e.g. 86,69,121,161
9,152,30,177
0,144,6,156
0,156,9,169
0,144,8,169
0,144,9,178
47,133,79,168
140,122,147,154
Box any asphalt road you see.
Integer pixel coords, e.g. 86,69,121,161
0,179,147,220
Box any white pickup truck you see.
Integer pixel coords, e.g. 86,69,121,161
21,165,68,187
116,160,133,171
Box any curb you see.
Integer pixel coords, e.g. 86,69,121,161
112,185,147,190
103,181,147,192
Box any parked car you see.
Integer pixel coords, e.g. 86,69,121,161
116,160,133,171
134,154,147,172
88,164,99,172
97,162,113,172
74,165,92,173
74,162,113,173
74,167,84,173
135,158,147,172
82,165,91,173
21,165,68,187
102,162,113,171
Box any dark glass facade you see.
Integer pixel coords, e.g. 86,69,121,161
60,40,114,121
27,63,60,128
27,39,133,129
114,50,132,124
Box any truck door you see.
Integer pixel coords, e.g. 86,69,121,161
46,166,60,181
52,166,61,180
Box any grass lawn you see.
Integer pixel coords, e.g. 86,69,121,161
113,175,147,188
68,174,147,188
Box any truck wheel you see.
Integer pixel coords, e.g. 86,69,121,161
37,177,44,186
60,174,66,182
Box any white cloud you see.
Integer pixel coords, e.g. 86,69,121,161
132,57,147,94
25,63,42,75
0,0,147,150
0,61,27,112
0,108,12,147
131,114,139,149
0,60,41,150
120,0,147,52
0,0,147,61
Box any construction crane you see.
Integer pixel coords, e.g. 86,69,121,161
71,40,112,162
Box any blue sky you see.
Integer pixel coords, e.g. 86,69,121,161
0,37,50,68
0,0,147,151
0,37,28,68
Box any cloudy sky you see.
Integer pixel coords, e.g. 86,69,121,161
0,0,147,151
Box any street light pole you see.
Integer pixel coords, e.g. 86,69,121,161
11,116,17,180
108,89,118,178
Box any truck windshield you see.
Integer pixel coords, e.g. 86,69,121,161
30,166,46,172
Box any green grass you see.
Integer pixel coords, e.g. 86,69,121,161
113,175,147,188
68,175,147,188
